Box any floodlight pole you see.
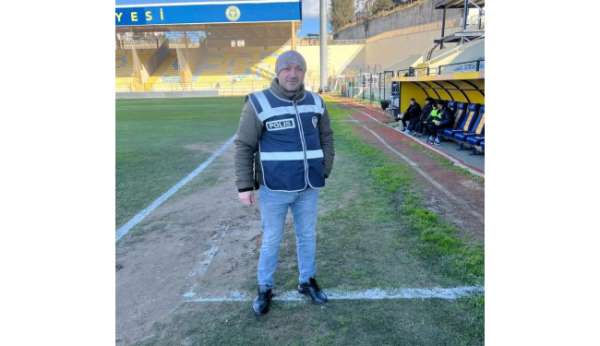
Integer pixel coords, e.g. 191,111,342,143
291,21,297,50
463,0,468,31
440,6,446,49
320,0,328,92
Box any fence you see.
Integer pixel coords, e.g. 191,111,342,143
332,70,393,103
118,59,484,97
117,74,323,95
115,79,318,96
395,59,484,78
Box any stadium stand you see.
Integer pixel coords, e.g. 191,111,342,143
115,50,133,92
115,0,484,161
144,50,180,91
116,43,365,95
115,48,156,91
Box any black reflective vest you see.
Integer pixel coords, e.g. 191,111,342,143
248,89,325,192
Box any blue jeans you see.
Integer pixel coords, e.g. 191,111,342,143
257,186,320,289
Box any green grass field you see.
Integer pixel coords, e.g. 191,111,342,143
116,98,483,345
116,97,244,227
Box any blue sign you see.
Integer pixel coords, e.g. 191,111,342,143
115,0,302,26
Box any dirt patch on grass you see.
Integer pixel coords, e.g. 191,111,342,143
116,148,262,345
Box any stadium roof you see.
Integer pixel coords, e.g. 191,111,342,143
434,0,484,9
115,0,302,27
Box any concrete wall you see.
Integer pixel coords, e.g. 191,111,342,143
335,0,463,40
334,0,464,73
364,20,462,71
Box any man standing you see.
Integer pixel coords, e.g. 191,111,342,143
234,50,335,316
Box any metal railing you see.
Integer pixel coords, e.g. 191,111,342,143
331,59,485,103
395,59,484,78
117,59,485,96
116,78,320,95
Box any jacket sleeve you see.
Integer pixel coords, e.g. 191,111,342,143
440,109,452,127
234,99,263,192
415,105,422,118
318,98,335,178
425,106,435,122
408,105,420,119
421,105,431,121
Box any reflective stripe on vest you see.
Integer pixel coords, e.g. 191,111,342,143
249,89,326,192
430,108,442,120
260,149,324,161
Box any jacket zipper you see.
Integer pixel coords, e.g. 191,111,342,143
293,100,310,187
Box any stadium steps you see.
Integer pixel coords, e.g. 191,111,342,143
116,44,366,94
144,51,179,91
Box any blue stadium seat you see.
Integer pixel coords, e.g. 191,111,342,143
466,130,485,154
441,103,468,140
466,134,484,146
455,106,485,152
447,101,456,112
454,105,484,142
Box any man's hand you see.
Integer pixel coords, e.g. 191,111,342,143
238,191,256,206
433,120,440,126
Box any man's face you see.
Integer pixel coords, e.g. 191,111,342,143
277,64,305,91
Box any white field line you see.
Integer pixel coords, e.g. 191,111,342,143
357,123,484,224
183,225,229,299
353,106,484,178
116,135,236,242
183,244,220,299
183,286,484,302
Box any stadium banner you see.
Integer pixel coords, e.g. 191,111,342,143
115,0,302,26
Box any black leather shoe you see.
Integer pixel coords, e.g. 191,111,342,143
298,277,328,304
252,288,273,316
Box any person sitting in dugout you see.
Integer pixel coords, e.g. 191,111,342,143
397,98,422,134
424,101,452,146
414,97,435,135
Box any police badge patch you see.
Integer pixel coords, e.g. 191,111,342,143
312,116,318,128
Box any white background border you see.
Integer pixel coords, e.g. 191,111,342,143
1,0,600,344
